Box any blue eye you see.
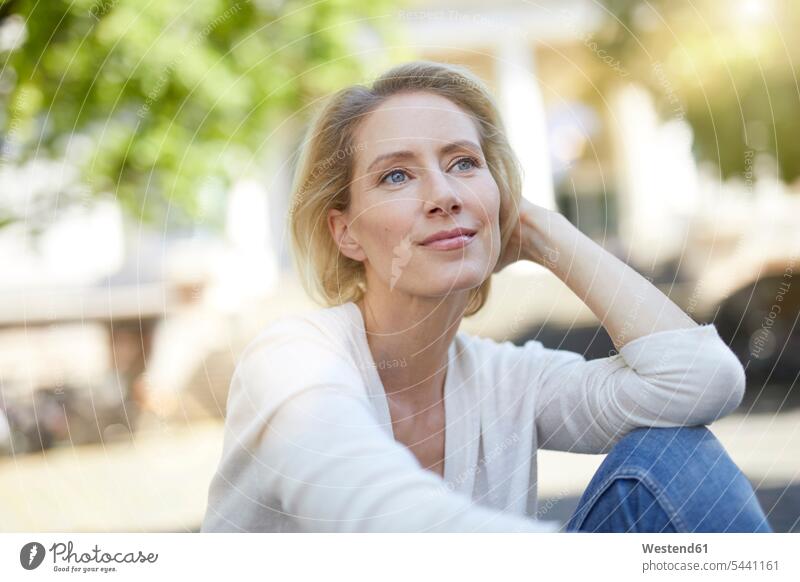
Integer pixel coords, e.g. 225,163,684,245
454,157,477,171
382,169,408,185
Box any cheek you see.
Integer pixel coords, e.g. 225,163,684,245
468,176,502,229
467,170,499,204
360,204,417,257
471,179,502,258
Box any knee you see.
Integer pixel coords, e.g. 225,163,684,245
606,425,750,508
600,425,742,493
610,425,721,468
597,426,770,532
620,425,712,447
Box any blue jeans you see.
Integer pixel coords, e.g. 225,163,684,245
564,426,772,532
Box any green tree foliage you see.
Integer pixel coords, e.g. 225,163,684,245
1,0,392,226
595,0,800,184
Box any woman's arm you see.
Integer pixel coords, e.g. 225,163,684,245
497,199,697,351
531,325,745,453
494,201,745,453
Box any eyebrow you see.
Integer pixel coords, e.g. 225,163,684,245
364,139,482,175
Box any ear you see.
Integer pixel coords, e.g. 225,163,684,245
327,208,367,262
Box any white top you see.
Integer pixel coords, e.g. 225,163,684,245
201,301,745,532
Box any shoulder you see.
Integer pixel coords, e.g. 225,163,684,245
227,304,365,420
453,331,596,392
238,303,359,369
451,331,552,399
454,330,548,371
246,302,356,348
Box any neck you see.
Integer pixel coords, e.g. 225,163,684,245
356,287,469,407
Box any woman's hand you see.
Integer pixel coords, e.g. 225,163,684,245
492,198,568,273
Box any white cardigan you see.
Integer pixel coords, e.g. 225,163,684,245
201,301,745,532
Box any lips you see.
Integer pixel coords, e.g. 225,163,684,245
419,227,478,246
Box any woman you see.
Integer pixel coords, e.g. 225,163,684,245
201,61,771,533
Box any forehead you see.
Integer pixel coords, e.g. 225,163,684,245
352,92,481,170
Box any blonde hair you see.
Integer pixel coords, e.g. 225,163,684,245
288,60,522,317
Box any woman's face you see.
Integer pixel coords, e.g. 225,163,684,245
328,91,502,300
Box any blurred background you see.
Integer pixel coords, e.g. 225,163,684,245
0,0,798,532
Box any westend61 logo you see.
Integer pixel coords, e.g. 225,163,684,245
19,540,158,574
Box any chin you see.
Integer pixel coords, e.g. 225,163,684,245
416,267,488,297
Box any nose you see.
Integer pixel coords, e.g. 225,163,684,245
423,170,462,218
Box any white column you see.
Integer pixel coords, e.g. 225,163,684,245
609,83,699,267
496,35,556,210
